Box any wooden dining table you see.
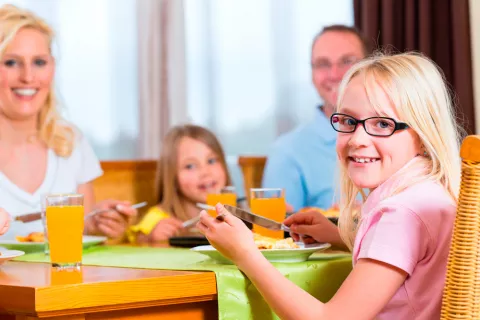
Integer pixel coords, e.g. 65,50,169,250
0,261,218,320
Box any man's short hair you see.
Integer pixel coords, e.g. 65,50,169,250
311,24,372,57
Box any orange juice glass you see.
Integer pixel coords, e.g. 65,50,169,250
50,267,83,285
45,194,84,270
250,188,286,239
206,186,237,217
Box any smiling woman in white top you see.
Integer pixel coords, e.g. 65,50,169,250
0,4,137,241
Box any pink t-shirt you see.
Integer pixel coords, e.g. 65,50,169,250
353,172,456,319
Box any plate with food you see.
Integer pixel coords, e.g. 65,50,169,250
0,250,25,265
0,232,107,253
191,234,330,264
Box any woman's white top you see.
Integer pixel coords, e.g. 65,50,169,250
0,133,103,239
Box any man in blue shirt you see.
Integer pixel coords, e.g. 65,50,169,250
262,25,370,211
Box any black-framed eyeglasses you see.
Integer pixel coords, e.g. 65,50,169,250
330,113,409,137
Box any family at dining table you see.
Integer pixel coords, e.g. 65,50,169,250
0,3,466,320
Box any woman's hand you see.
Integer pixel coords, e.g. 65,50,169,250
196,203,257,266
283,209,346,249
0,208,10,235
149,218,185,242
85,199,137,240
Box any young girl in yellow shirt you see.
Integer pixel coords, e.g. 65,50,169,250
128,124,234,243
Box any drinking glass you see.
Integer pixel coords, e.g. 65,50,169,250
206,186,237,217
250,188,286,239
44,194,84,270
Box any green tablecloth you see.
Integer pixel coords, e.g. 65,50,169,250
15,246,352,320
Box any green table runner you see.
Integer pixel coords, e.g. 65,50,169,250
15,246,352,320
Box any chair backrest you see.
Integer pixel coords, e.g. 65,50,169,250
93,160,158,210
237,156,267,201
441,135,480,319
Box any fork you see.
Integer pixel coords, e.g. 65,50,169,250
83,201,148,220
181,202,220,229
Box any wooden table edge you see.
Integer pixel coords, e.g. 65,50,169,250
33,294,218,318
0,262,218,318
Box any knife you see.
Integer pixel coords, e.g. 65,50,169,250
14,201,148,223
196,203,290,232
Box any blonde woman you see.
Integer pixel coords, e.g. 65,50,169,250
129,124,234,243
197,52,461,319
0,4,137,241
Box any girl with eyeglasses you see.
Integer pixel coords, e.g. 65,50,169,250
196,52,461,319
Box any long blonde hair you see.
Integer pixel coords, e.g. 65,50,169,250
156,124,232,221
0,4,74,156
336,52,463,250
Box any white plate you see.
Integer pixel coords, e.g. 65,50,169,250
0,250,25,265
191,242,331,264
0,236,107,253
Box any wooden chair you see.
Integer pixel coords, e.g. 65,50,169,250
237,156,267,201
441,136,480,319
92,160,158,213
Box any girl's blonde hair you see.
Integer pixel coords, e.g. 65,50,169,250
156,124,232,221
0,4,74,156
336,52,462,250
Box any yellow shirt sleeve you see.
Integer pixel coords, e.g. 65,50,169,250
127,206,170,243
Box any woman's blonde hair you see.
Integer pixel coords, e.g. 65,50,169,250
155,124,232,221
0,4,74,156
336,52,463,250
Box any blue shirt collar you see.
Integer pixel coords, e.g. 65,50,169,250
314,106,337,142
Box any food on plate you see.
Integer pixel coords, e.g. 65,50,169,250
253,233,299,249
298,206,340,217
16,232,45,243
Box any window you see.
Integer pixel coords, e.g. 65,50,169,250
0,0,353,161
185,0,354,155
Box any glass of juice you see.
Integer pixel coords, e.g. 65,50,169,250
250,188,286,239
50,266,84,285
206,186,237,217
44,194,84,270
